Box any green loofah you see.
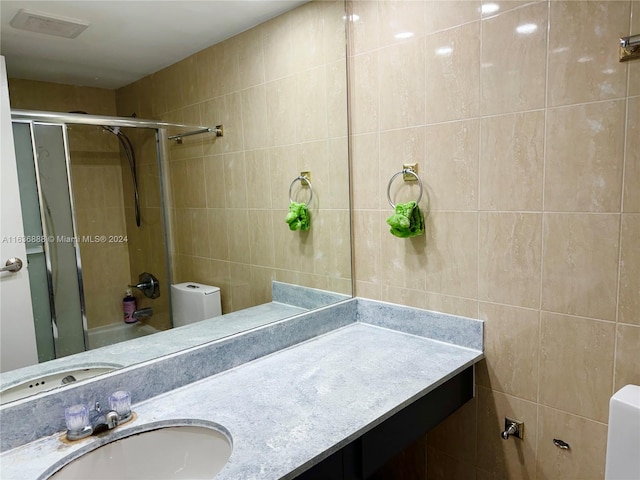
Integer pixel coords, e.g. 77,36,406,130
386,201,424,238
285,202,310,231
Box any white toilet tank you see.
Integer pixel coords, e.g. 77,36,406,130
171,282,222,328
605,384,640,480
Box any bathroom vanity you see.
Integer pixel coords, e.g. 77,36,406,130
0,298,483,480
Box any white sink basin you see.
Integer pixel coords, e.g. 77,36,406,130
0,366,119,405
48,424,232,479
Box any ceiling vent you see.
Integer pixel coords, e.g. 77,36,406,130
9,9,89,39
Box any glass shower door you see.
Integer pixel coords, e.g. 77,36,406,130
12,122,86,360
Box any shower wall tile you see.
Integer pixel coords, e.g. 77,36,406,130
204,155,226,208
176,55,200,108
380,285,428,310
226,209,251,264
378,39,426,130
379,126,426,206
326,60,349,139
268,145,298,209
245,149,273,209
379,220,428,292
631,2,640,96
248,209,275,268
290,2,326,72
348,0,380,55
536,406,608,480
614,323,640,390
265,76,298,147
544,100,625,213
222,152,248,209
618,214,640,325
423,293,478,319
351,133,380,210
424,0,480,34
138,163,161,209
541,213,620,321
349,52,379,134
326,137,350,209
236,26,266,90
377,0,426,48
539,312,616,422
480,1,542,18
199,41,240,99
353,210,382,284
475,387,538,478
8,79,116,114
548,1,630,107
423,211,478,299
200,93,244,155
425,21,480,123
476,303,539,401
240,85,269,150
295,67,329,143
207,209,229,261
424,120,479,211
479,110,544,211
263,9,294,82
478,212,542,309
294,140,328,206
480,2,548,115
229,262,253,311
189,209,210,259
624,96,640,212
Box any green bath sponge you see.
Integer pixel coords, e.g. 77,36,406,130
285,202,310,231
386,201,424,238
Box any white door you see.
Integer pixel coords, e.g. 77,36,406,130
0,55,38,372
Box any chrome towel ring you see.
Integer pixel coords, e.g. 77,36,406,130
289,175,313,206
387,168,423,208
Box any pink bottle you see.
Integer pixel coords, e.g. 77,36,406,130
123,289,137,323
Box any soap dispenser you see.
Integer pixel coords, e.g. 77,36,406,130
123,289,137,324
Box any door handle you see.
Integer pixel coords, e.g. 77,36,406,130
1,257,23,273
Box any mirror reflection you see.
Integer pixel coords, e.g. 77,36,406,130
0,0,351,403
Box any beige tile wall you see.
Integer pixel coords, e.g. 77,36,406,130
348,0,639,478
118,127,171,331
115,1,352,314
7,80,132,329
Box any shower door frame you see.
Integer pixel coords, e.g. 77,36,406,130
9,109,196,359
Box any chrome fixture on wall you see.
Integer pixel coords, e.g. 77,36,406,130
501,417,524,440
620,34,640,62
129,272,160,299
168,124,223,144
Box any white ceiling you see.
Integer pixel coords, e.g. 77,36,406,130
0,1,308,89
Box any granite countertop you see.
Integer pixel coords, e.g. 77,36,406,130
1,280,345,393
0,302,306,393
0,320,483,480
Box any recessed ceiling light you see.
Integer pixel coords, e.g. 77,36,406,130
9,9,89,39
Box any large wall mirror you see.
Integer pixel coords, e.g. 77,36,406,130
0,0,351,404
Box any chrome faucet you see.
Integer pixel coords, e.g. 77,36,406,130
65,391,133,441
